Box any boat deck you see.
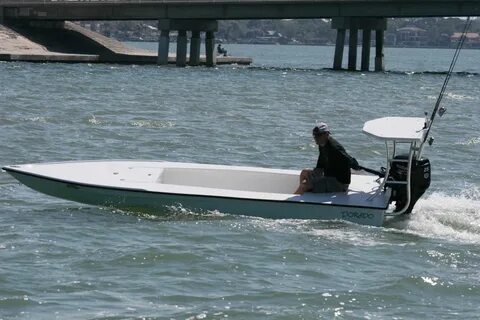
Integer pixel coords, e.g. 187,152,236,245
3,160,390,210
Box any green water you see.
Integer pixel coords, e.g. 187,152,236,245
1,45,479,319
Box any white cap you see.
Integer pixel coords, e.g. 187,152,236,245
313,122,330,135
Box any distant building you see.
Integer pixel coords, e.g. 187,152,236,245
252,30,286,44
396,26,427,47
450,32,480,48
384,32,397,46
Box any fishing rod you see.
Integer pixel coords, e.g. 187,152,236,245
419,17,472,157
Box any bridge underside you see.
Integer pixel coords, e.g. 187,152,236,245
1,1,480,21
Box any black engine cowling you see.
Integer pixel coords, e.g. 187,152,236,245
386,155,431,213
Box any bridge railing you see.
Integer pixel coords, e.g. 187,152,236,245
0,0,197,4
0,0,153,4
0,0,290,4
0,0,329,4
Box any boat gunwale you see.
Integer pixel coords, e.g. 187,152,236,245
2,166,390,210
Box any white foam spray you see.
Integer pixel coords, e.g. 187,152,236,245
387,186,480,243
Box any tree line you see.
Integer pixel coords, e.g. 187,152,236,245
91,17,479,47
217,18,479,46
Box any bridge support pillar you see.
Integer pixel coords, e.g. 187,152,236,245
205,31,216,67
189,31,201,66
158,19,218,67
176,30,187,67
375,29,385,72
332,17,386,72
333,29,346,70
348,28,358,71
361,29,371,71
157,29,170,65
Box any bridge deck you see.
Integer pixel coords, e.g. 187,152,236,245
0,0,479,20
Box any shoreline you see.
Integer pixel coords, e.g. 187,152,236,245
0,22,252,65
126,40,480,50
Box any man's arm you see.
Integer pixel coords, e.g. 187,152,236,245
330,138,360,170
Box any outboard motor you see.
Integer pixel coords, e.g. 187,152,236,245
387,155,431,213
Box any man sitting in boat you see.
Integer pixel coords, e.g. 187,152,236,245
294,122,360,194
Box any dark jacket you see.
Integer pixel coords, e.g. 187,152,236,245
316,136,359,184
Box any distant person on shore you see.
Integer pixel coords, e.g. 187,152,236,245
217,44,228,56
294,122,360,194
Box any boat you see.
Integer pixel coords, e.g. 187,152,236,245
3,18,473,227
2,116,432,227
3,20,472,226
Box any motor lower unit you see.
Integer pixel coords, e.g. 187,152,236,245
387,155,431,213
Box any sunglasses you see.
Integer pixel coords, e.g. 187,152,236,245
312,130,328,137
312,127,329,135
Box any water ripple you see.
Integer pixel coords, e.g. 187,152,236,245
1,46,480,319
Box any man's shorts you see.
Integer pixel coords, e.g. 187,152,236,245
308,170,348,193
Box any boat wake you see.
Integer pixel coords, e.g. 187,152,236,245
105,204,230,221
101,187,480,244
385,186,480,243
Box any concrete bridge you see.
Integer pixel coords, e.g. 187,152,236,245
1,0,479,70
1,0,479,20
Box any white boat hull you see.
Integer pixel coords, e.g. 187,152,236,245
3,161,390,226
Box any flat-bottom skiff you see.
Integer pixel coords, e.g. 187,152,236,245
2,117,432,226
2,160,391,226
